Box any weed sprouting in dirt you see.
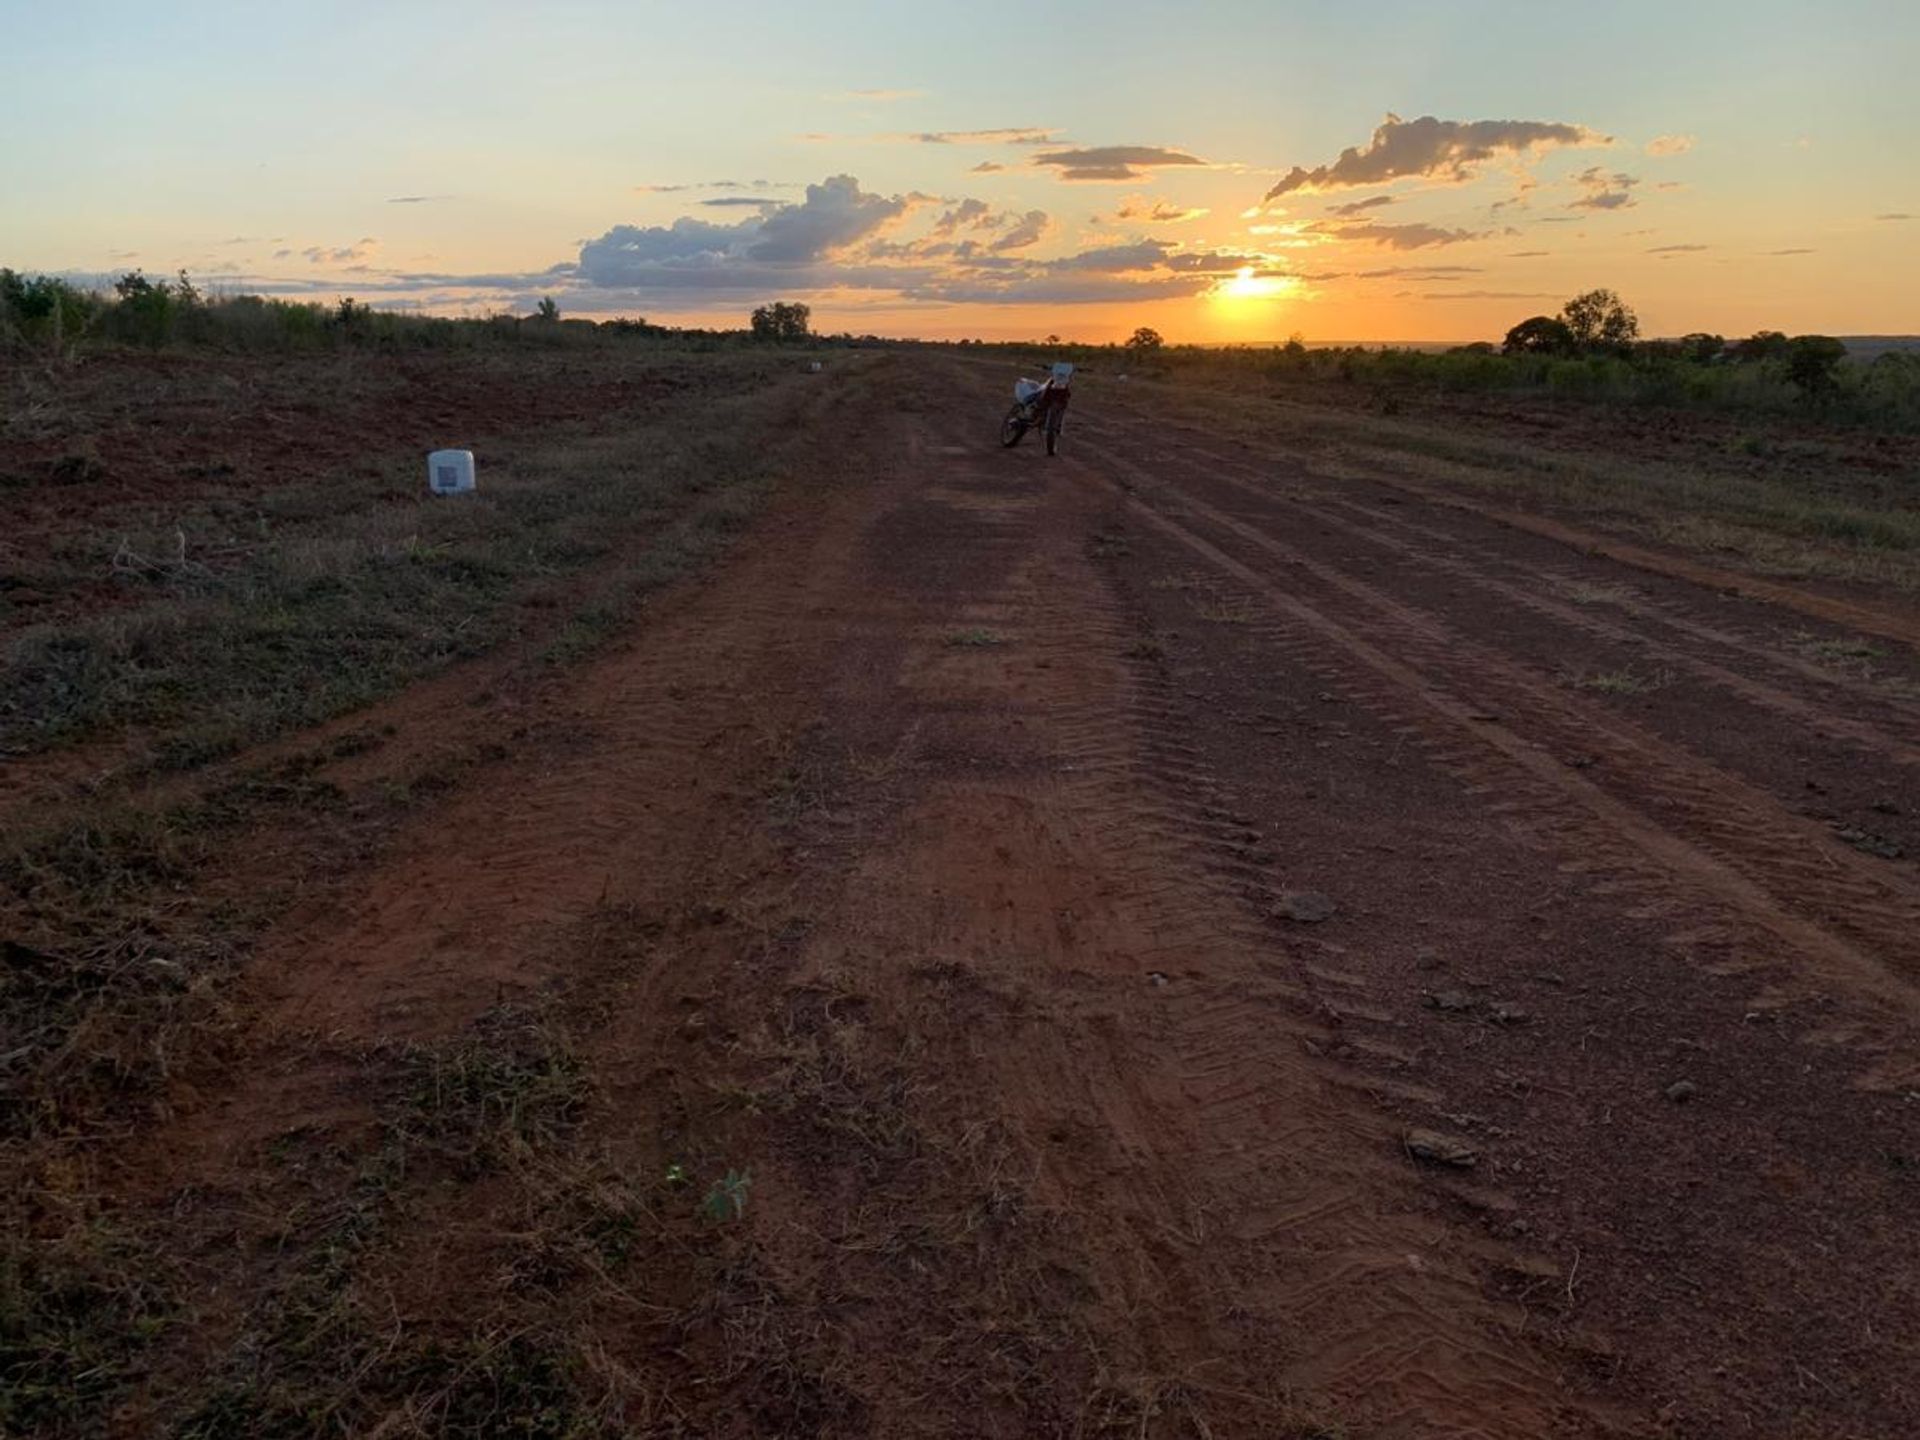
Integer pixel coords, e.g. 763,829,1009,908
699,1169,752,1224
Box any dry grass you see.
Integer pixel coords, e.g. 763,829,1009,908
1558,580,1637,607
2,361,847,765
1572,667,1674,696
1115,370,1920,592
943,627,1007,648
1189,592,1257,625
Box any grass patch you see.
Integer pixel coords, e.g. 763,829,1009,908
387,1012,591,1176
155,1012,608,1437
0,762,344,1137
1789,630,1883,665
943,628,1006,648
1188,593,1256,625
1559,580,1635,607
1101,366,1920,591
0,357,867,763
0,1206,176,1436
1572,667,1672,696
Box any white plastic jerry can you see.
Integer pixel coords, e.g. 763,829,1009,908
427,449,476,495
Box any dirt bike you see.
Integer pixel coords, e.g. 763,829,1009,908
999,367,1073,455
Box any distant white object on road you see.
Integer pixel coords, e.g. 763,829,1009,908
807,360,822,372
427,449,476,495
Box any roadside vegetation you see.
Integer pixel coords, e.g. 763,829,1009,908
967,289,1920,431
1,360,811,763
1,267,856,356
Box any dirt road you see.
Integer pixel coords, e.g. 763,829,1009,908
93,353,1920,1436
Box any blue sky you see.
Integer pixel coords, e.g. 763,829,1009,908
4,0,1915,339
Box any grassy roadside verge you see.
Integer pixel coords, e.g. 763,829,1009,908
1102,369,1920,594
2,353,852,766
0,353,884,1140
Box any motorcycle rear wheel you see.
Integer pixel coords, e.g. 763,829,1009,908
999,407,1029,447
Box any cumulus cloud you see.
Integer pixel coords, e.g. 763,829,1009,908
1266,114,1606,198
275,170,1327,315
576,175,911,287
1645,134,1695,156
1569,167,1639,210
748,174,910,260
1031,145,1208,182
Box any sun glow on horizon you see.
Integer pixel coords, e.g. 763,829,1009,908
1216,265,1297,304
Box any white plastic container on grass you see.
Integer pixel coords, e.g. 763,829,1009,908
427,449,476,495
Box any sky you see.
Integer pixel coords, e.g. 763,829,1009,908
3,0,1916,342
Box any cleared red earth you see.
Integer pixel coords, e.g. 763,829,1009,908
7,350,1920,1437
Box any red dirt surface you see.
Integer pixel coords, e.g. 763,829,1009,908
35,354,1920,1435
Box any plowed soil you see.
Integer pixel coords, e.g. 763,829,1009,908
17,352,1920,1437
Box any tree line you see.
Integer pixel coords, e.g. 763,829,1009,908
1496,288,1850,396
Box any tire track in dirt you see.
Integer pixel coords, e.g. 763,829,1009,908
1073,433,1920,1090
812,402,1613,1436
1146,421,1920,653
1101,421,1920,771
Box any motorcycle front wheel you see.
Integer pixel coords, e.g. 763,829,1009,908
999,406,1029,447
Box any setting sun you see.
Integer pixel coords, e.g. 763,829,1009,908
1216,265,1294,303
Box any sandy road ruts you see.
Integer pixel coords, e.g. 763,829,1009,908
1067,425,1920,1076
840,406,1605,1436
1115,425,1920,771
1089,434,1920,919
1184,417,1920,655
